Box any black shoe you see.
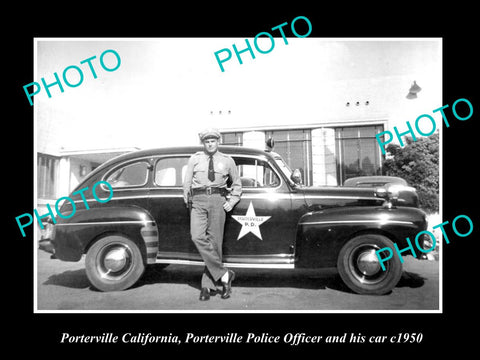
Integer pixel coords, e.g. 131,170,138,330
221,270,235,299
199,287,210,301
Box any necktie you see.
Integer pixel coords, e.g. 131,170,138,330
208,155,215,181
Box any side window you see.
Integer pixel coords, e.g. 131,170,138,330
233,157,280,188
155,157,188,187
106,161,149,188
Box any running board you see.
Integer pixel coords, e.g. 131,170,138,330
155,258,295,269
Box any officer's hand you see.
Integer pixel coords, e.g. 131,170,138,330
223,202,233,212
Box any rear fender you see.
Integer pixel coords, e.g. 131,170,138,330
295,206,427,268
52,206,158,264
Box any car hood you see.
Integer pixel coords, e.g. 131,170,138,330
300,186,378,198
297,185,417,209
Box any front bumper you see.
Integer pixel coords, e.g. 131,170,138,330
38,222,55,254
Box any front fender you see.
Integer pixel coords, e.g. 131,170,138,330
295,206,427,268
52,206,158,263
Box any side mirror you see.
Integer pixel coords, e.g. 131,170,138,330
265,137,275,151
291,169,303,185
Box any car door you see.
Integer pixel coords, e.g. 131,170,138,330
147,155,199,260
223,155,297,266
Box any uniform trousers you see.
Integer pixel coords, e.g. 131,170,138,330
190,193,227,290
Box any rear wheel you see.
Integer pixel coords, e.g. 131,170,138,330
85,235,145,292
337,234,402,295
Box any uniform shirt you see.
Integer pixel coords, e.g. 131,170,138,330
183,150,242,207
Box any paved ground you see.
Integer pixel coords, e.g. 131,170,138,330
36,249,439,311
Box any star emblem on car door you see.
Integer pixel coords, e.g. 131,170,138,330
231,202,271,240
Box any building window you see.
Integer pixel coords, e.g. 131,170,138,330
37,153,59,199
221,132,243,146
335,125,384,184
265,129,312,186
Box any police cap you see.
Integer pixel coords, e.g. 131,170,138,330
199,128,221,141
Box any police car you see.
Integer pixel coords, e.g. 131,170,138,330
50,146,428,295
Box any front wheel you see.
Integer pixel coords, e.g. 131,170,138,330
337,234,402,295
85,235,145,292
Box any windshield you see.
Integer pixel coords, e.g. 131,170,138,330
273,156,295,186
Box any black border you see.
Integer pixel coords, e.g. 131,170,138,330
8,4,478,355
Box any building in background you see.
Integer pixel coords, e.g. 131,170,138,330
37,148,139,212
35,38,442,210
221,123,384,187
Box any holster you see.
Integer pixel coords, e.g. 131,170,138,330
187,191,192,213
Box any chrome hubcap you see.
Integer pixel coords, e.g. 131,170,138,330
97,243,133,280
356,249,381,276
104,248,128,272
348,243,387,284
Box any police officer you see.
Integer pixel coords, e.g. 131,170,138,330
183,128,242,301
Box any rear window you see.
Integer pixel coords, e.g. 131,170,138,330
106,161,149,188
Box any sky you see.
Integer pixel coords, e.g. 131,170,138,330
35,38,442,154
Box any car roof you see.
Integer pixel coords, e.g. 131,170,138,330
108,145,273,162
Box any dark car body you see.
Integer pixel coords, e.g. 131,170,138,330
51,146,428,295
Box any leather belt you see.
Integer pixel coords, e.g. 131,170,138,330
191,187,227,196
